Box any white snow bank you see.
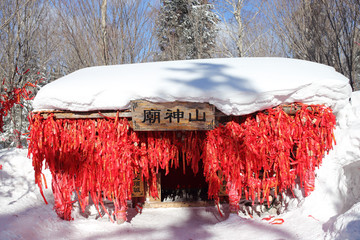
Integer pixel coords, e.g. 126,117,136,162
299,114,360,219
317,92,360,239
33,58,351,115
351,91,360,118
326,202,360,240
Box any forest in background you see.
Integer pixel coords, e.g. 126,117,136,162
0,0,359,148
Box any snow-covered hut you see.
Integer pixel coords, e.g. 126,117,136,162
28,57,351,223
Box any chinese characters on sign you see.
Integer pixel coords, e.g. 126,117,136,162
132,172,144,197
189,109,206,122
164,109,184,123
143,109,161,123
131,100,215,131
142,108,206,124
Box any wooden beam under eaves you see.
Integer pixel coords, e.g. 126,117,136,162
34,103,314,120
35,110,132,119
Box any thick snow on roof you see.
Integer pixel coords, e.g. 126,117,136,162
33,57,351,115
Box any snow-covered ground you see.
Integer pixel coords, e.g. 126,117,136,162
1,58,360,239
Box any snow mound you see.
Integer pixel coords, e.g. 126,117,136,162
326,202,360,240
351,91,360,118
33,58,351,115
318,91,360,239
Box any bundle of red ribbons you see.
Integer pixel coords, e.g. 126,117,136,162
0,81,36,132
28,103,336,221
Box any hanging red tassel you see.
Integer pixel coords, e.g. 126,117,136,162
203,103,336,208
28,103,336,221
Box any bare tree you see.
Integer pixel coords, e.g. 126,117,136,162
267,0,360,90
0,0,52,147
213,0,275,57
356,39,360,90
0,0,32,31
107,0,157,64
322,0,360,90
1,0,158,147
101,0,109,65
53,0,157,73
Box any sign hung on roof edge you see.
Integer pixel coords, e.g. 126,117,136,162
130,100,215,131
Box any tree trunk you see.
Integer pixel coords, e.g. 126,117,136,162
101,0,108,65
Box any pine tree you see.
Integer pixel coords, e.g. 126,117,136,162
156,0,218,61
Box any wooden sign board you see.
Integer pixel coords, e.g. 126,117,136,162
131,100,215,131
132,173,144,197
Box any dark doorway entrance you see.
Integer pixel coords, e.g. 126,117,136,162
160,158,208,202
